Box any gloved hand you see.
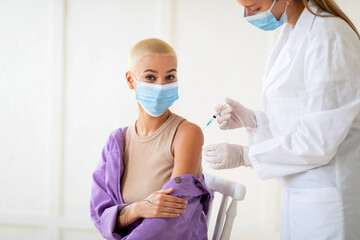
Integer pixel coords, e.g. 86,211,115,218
216,98,257,130
202,143,251,169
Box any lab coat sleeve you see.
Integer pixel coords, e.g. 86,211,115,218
246,109,274,145
90,135,127,240
248,42,360,180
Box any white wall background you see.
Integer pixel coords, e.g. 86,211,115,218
0,0,359,239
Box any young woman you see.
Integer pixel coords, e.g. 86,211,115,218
91,38,212,240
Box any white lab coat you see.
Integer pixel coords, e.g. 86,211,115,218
246,3,360,240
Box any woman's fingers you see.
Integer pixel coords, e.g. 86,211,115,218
156,188,174,194
160,207,186,214
203,147,220,157
157,213,181,218
142,188,189,218
162,195,187,206
215,104,226,112
220,107,232,117
225,97,239,107
217,113,231,124
163,201,187,209
204,156,222,164
147,190,187,205
203,144,217,151
146,191,187,206
219,120,228,130
209,162,224,169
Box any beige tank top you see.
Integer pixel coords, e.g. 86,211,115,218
121,113,202,204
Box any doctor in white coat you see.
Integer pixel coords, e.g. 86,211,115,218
203,0,360,239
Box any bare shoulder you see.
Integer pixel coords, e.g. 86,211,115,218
171,120,203,178
175,120,204,142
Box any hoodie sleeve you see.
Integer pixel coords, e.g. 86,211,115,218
90,133,128,240
123,174,213,240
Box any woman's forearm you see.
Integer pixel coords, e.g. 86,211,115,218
116,202,140,229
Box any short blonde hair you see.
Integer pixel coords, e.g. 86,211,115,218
128,38,177,71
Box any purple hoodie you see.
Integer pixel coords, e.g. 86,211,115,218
90,127,213,240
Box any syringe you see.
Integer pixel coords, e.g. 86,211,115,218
202,106,224,131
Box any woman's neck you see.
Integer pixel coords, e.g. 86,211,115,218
136,104,171,137
287,1,305,28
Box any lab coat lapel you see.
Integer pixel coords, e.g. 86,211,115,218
262,5,317,95
285,4,318,51
264,24,292,79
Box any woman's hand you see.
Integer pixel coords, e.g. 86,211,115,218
137,188,187,218
117,188,187,229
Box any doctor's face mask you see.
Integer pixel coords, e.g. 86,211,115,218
131,72,179,117
243,0,288,31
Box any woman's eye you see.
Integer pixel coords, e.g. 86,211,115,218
145,75,156,81
248,7,260,14
166,75,175,81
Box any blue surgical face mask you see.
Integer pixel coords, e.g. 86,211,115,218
244,0,288,31
131,73,179,117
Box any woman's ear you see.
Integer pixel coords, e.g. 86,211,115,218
125,71,136,90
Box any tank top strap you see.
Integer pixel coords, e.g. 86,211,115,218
165,113,186,158
167,113,186,137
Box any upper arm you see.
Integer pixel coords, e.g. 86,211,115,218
170,121,204,179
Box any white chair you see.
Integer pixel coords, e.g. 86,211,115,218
204,173,246,240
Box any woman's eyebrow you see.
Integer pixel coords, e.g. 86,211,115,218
144,69,158,73
245,4,256,8
166,69,177,73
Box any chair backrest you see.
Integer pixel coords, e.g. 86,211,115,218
204,173,246,240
